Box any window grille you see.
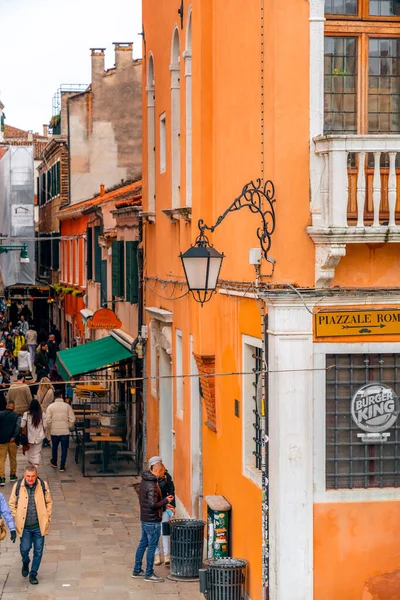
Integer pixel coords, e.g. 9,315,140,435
326,353,400,489
252,347,263,471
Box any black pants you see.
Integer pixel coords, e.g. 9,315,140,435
51,435,69,467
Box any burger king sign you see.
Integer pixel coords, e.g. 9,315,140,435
351,383,399,433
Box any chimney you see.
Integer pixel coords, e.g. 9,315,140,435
113,42,133,69
27,130,33,142
90,48,106,82
100,183,105,197
43,124,48,138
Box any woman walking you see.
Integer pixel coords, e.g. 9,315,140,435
36,378,55,412
21,400,47,468
18,344,32,377
37,378,54,448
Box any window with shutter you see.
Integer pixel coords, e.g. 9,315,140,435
87,228,93,280
47,170,52,200
100,260,107,306
57,161,61,195
41,173,46,205
94,226,102,283
125,241,139,304
112,241,125,297
52,233,60,271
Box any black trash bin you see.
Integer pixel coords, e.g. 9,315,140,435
168,519,206,581
200,557,248,599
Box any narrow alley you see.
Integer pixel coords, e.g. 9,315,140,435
0,447,203,600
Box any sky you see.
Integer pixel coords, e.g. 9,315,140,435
0,0,142,133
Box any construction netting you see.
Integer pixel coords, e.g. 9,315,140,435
0,146,35,286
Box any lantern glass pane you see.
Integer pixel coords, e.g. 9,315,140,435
207,256,223,289
182,257,209,290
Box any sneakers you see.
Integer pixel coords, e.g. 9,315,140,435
144,574,164,583
50,459,57,468
29,574,39,585
0,477,5,486
59,466,66,472
164,554,170,565
132,570,145,578
22,562,29,577
154,554,161,566
10,474,17,482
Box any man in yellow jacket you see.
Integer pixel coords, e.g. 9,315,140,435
8,465,53,585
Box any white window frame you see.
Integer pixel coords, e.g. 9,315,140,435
150,323,158,398
176,329,183,420
160,112,166,174
74,239,79,286
314,341,400,503
242,334,262,488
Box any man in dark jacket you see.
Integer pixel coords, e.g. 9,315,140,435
154,457,175,566
34,343,49,382
46,335,59,372
0,400,21,486
132,460,174,582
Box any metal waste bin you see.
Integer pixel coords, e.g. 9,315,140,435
199,557,248,599
168,519,206,581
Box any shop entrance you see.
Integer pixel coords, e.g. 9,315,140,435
159,346,174,477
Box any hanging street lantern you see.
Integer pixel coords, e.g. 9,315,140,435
180,234,224,305
180,179,276,305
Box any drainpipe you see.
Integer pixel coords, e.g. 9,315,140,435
137,216,145,466
262,310,270,600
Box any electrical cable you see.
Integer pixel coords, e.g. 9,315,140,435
16,364,335,389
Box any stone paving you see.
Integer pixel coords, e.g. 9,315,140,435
0,443,204,600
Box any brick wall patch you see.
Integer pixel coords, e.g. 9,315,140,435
194,353,216,432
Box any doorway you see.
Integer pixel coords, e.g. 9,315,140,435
159,347,173,476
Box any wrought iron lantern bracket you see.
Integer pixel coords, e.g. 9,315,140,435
195,178,276,264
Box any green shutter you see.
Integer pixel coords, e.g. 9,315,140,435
100,260,107,306
126,241,139,304
47,170,51,200
52,165,56,197
87,228,93,280
94,226,101,283
57,161,61,195
112,241,124,297
42,173,46,204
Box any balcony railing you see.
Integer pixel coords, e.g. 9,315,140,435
309,135,400,236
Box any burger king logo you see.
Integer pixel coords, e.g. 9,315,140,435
351,383,399,433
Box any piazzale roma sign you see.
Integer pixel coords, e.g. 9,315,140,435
315,309,400,338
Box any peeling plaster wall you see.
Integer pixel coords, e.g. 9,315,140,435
69,50,142,205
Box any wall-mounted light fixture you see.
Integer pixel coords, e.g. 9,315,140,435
180,179,276,305
0,243,30,264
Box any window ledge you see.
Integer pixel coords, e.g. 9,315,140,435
162,207,192,223
243,465,262,489
140,211,156,224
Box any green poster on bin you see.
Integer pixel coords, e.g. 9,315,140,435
205,495,231,559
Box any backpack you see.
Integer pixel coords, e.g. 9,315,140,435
15,478,47,506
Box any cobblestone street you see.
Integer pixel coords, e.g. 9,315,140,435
0,445,204,600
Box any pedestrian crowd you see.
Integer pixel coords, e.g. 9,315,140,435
0,305,178,587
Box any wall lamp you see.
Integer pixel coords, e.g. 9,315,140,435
0,243,30,264
180,179,276,305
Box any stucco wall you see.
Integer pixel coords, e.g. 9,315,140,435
69,46,142,205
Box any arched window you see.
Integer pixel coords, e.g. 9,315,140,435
147,55,156,214
171,27,181,208
184,8,192,207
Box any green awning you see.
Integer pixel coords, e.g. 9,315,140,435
56,336,132,380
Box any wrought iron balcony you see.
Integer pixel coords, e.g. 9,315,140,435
307,135,400,286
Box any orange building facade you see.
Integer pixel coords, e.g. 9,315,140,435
142,1,400,599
